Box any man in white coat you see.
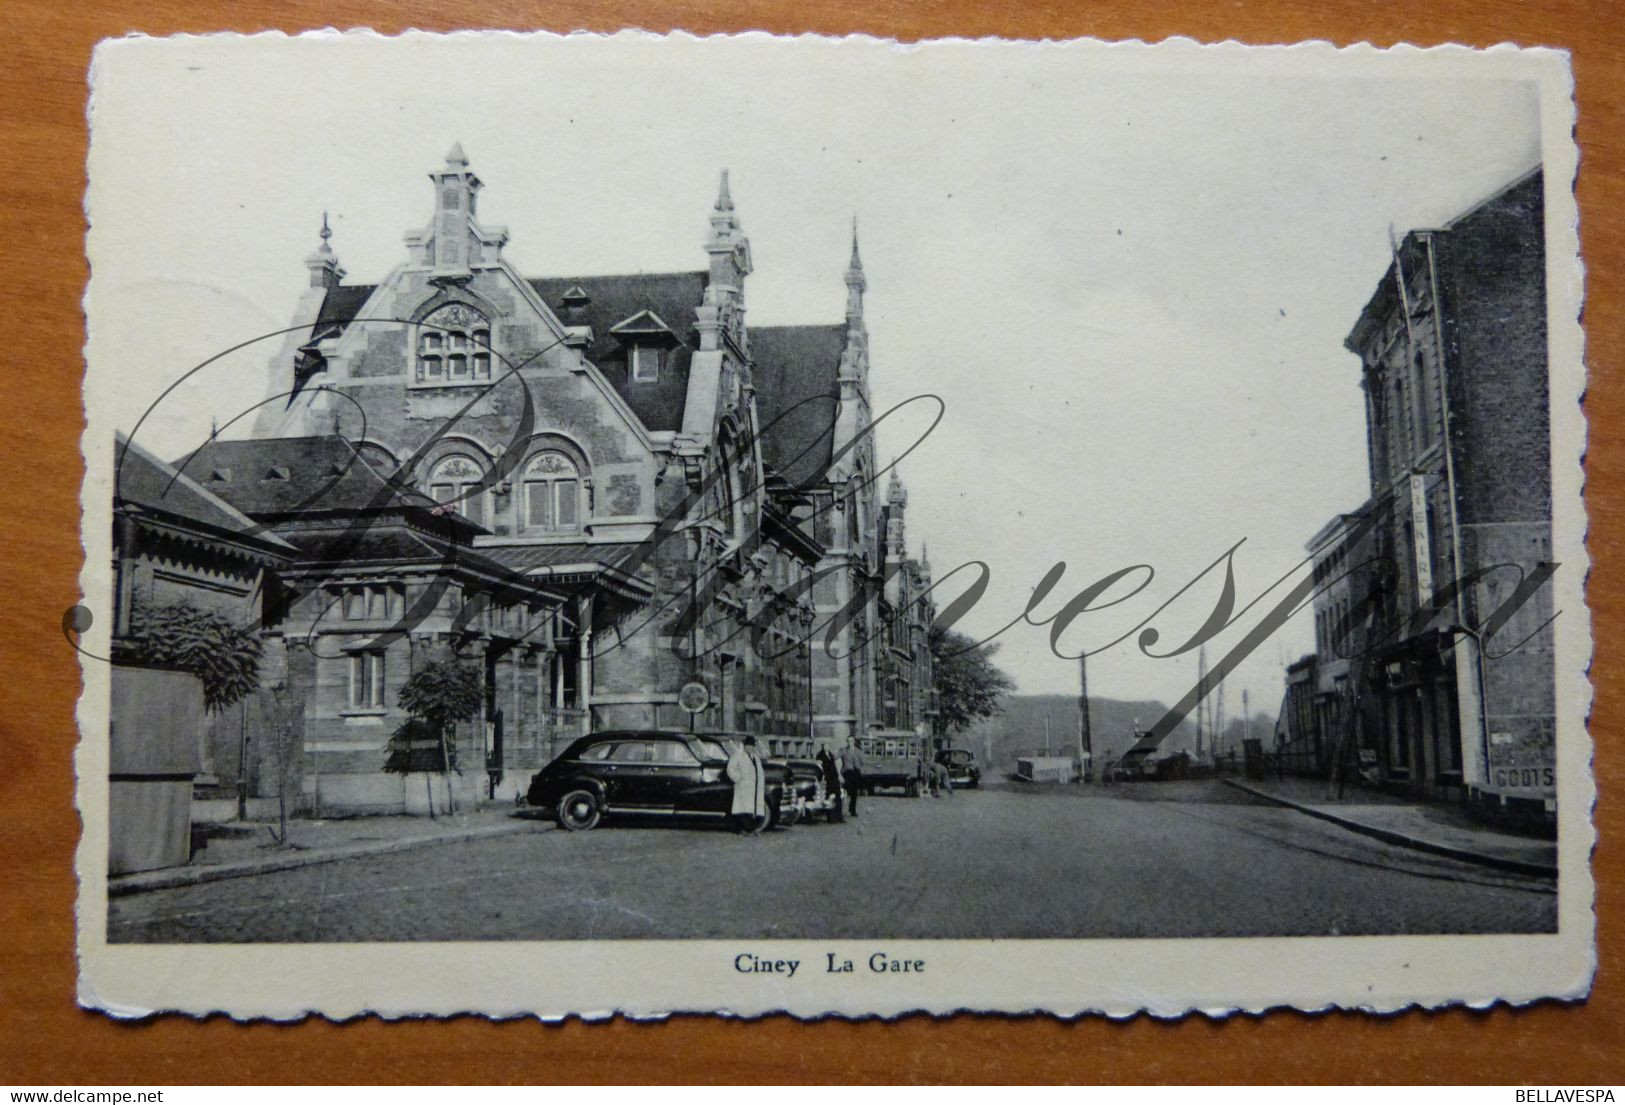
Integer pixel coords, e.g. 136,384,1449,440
725,736,768,834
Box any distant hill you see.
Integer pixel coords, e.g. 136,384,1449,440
957,694,1275,774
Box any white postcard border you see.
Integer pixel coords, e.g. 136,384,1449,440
75,31,1594,1020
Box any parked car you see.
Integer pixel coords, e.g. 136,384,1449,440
525,730,787,831
934,747,980,789
761,736,844,824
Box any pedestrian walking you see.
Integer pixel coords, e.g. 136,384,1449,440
725,736,768,834
838,739,864,817
931,759,952,797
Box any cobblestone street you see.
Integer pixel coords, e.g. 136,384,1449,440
108,781,1557,943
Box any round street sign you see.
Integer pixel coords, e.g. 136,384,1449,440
678,681,709,714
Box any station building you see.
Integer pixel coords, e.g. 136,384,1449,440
154,145,937,814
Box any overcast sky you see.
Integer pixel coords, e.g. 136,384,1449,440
88,33,1548,715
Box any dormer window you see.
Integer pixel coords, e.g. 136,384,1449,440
631,344,661,383
416,303,494,385
609,308,675,385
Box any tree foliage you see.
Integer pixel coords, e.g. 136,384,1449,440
385,660,482,774
123,600,262,713
929,625,1017,734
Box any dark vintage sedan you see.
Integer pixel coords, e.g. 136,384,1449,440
526,730,787,831
934,747,981,788
759,736,844,825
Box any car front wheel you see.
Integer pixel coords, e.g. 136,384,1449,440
556,789,601,831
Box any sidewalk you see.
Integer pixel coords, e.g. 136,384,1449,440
109,807,547,896
1222,776,1557,878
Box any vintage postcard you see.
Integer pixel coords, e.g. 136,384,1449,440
76,31,1593,1019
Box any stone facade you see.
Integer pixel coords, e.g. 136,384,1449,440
750,230,939,750
877,473,940,740
233,146,932,811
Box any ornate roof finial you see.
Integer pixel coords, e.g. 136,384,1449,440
446,141,469,167
845,215,867,324
887,465,906,504
704,168,751,292
305,210,343,285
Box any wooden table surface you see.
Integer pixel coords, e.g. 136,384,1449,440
2,0,1619,1085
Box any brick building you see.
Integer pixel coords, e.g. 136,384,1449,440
877,473,939,738
111,432,296,818
1288,167,1555,823
223,145,933,812
1273,654,1320,777
1276,511,1380,780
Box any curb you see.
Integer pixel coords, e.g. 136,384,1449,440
1221,779,1558,879
108,819,545,897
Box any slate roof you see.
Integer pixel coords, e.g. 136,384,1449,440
114,433,296,560
749,324,848,490
528,271,710,433
173,436,480,541
312,284,377,338
478,541,655,601
283,529,535,592
480,542,643,571
283,527,467,567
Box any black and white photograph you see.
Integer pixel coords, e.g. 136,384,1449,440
76,32,1592,1018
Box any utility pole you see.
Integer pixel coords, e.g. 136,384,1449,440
1043,714,1051,755
1195,646,1208,759
1078,653,1092,782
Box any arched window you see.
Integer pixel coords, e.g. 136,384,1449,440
416,303,493,384
522,452,582,533
707,447,739,542
427,454,486,528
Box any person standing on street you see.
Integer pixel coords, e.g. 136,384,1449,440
817,746,845,822
725,736,768,834
838,739,864,817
